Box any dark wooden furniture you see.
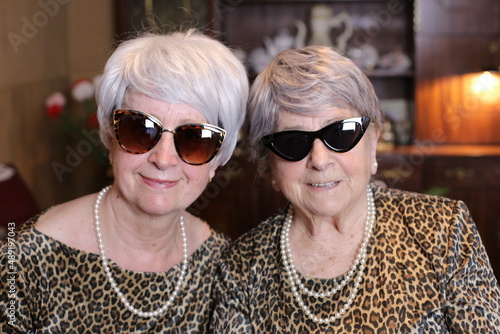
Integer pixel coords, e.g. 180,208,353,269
212,0,415,100
414,0,500,144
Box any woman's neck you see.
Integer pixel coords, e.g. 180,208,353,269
288,204,368,279
100,193,208,272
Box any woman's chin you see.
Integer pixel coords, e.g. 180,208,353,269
133,197,177,217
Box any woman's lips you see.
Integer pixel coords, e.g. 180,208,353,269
309,181,338,188
141,175,178,188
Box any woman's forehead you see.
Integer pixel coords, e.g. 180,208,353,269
275,108,360,131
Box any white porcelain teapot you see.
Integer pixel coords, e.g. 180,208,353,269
263,28,296,57
295,4,353,53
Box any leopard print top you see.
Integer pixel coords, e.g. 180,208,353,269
0,214,230,333
212,185,500,333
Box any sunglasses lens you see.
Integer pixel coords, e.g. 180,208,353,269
323,121,362,152
263,117,370,161
268,132,312,162
116,112,161,153
175,125,222,164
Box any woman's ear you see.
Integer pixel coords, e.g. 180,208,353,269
371,160,379,175
271,179,280,192
268,170,280,192
369,127,381,175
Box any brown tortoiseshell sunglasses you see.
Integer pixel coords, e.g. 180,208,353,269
113,109,226,165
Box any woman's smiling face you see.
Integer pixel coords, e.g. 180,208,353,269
269,108,379,220
109,91,218,216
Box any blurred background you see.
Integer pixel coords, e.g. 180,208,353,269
1,0,114,227
1,0,499,277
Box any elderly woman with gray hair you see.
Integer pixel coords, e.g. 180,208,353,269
0,29,248,333
212,45,500,333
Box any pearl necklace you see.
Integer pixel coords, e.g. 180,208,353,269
93,185,188,317
280,184,376,324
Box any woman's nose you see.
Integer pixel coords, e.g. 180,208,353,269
307,139,334,170
147,132,180,169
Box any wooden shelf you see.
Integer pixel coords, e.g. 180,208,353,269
378,144,500,157
364,69,414,78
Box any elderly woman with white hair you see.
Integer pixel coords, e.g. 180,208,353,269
212,45,500,333
0,29,248,333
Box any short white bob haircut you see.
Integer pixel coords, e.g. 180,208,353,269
96,29,249,166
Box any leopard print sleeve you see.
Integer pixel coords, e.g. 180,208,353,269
211,256,254,333
440,200,500,332
210,212,285,334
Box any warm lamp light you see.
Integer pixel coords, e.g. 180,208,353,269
471,70,500,103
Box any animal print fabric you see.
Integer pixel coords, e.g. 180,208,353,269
212,185,500,333
0,216,230,333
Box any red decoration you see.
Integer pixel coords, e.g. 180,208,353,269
46,104,63,119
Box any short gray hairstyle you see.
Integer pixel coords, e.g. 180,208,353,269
96,29,248,166
247,45,383,175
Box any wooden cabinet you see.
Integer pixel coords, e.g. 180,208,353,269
416,0,500,35
376,145,500,279
212,0,415,129
212,0,416,146
414,0,500,144
415,0,500,76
